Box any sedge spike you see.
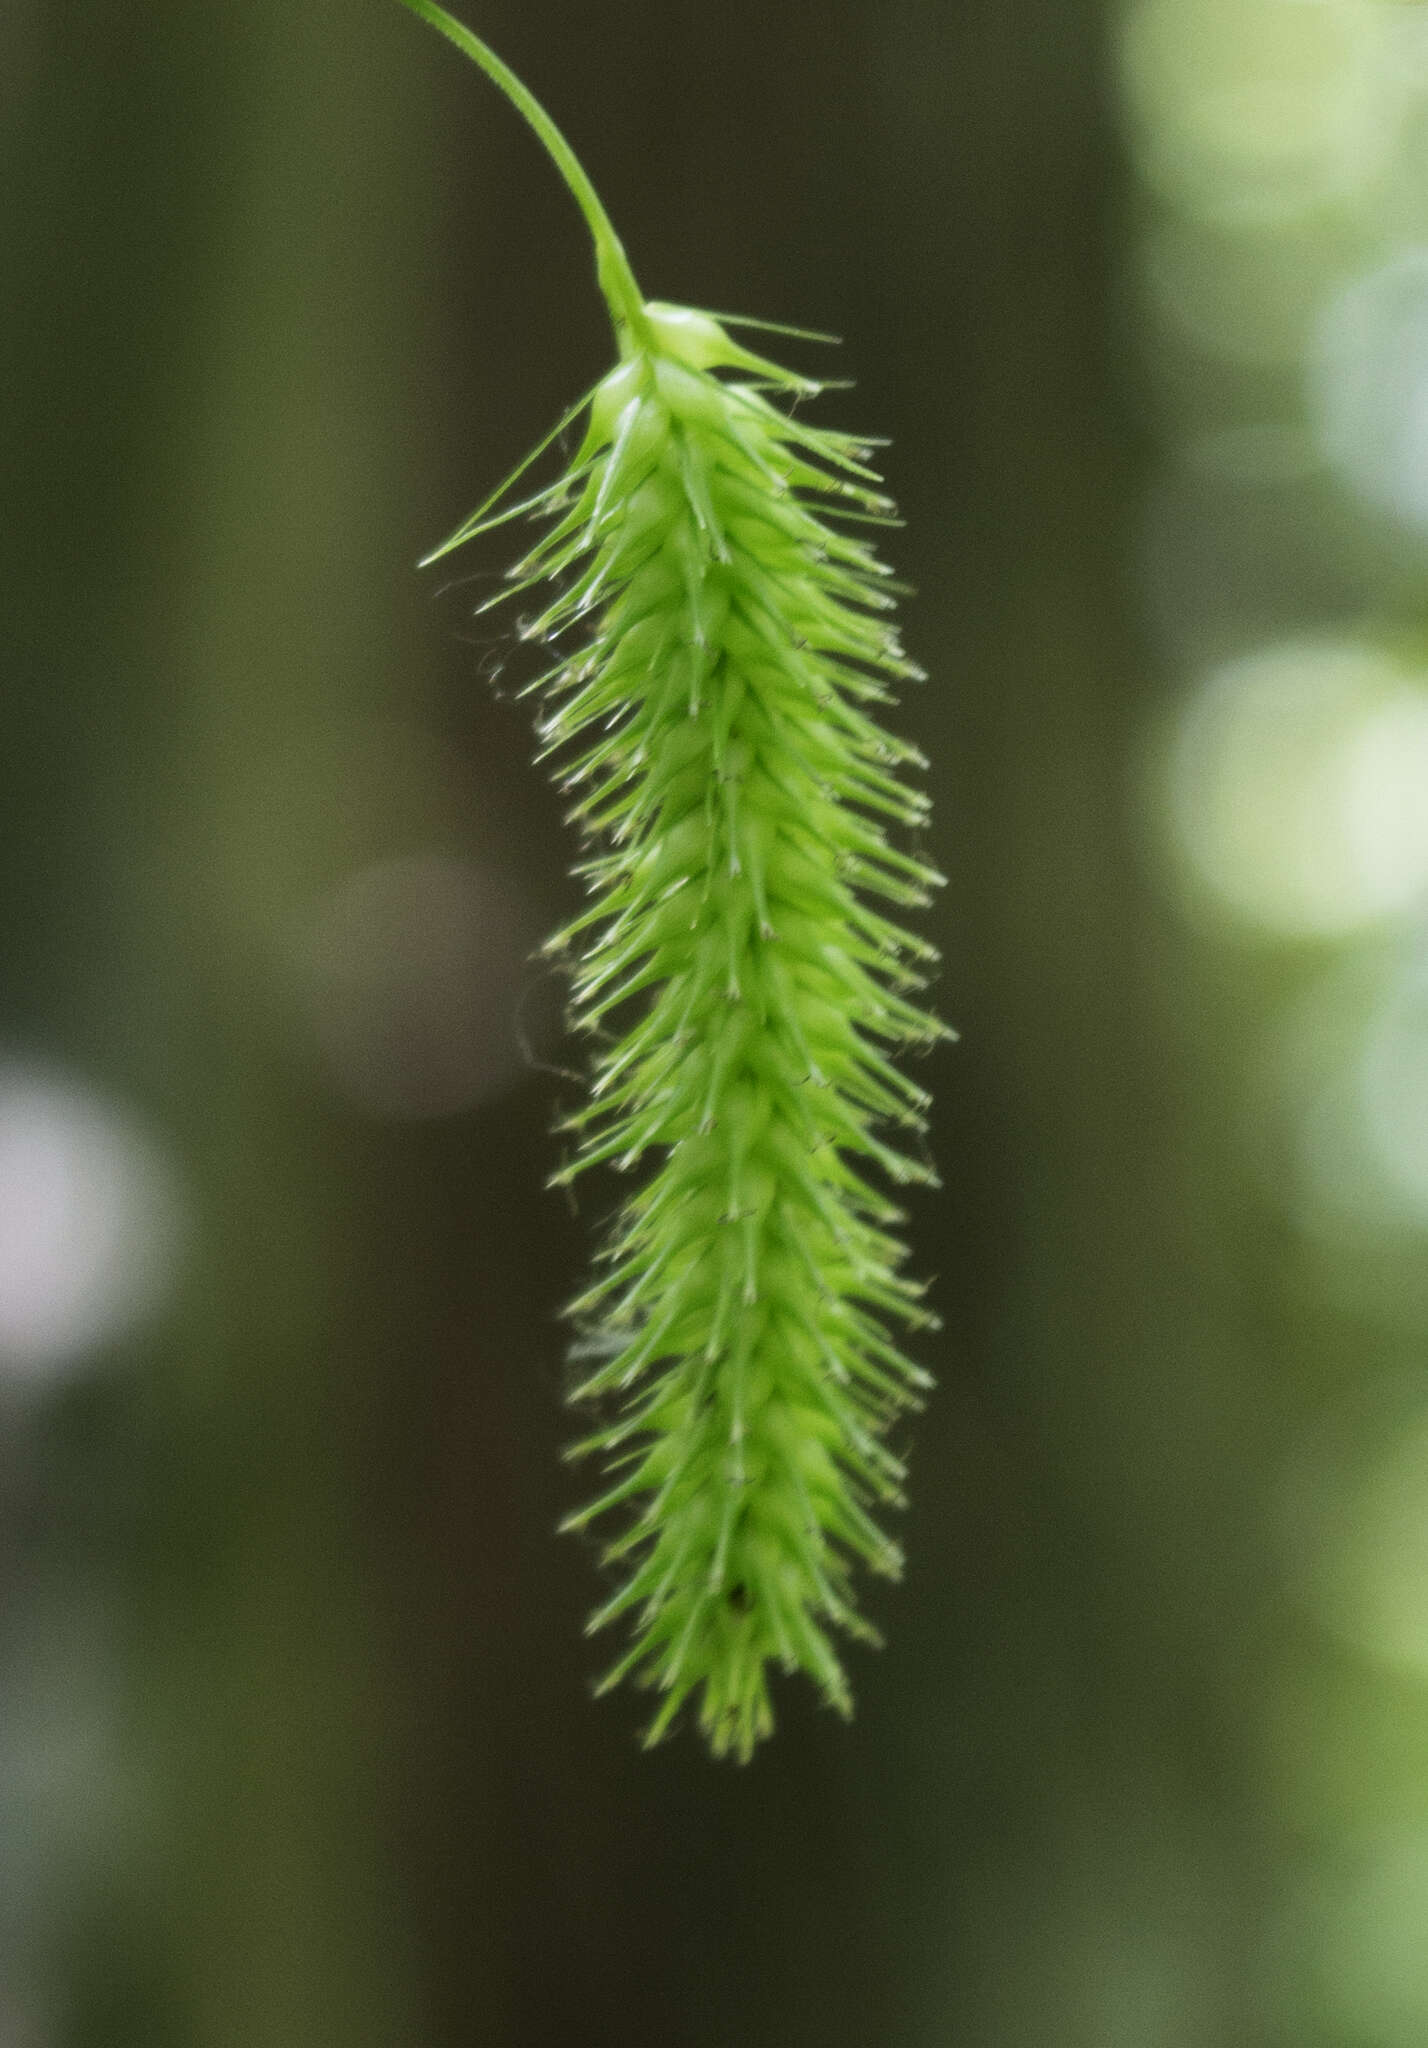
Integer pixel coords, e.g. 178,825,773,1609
400,0,949,1760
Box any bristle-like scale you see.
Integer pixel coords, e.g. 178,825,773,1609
477,301,945,1760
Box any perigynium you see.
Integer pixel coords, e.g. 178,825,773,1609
399,0,948,1760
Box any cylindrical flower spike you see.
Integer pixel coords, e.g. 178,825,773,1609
399,0,948,1760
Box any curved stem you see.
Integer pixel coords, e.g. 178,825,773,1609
395,0,651,352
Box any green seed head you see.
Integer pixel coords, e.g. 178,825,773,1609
399,0,948,1760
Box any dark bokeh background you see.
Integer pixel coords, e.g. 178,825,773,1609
8,2,1428,2043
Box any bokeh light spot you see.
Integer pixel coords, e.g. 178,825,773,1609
0,1069,182,1383
1359,957,1428,1221
1164,638,1428,937
1312,248,1428,532
1121,0,1390,223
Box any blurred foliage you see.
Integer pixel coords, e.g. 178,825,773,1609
5,0,1428,2044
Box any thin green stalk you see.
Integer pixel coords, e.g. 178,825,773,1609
393,0,649,349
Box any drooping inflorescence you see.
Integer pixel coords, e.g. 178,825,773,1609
400,0,948,1759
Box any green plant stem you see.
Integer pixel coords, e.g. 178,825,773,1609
394,0,651,351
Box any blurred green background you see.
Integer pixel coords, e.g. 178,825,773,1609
7,0,1428,2042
